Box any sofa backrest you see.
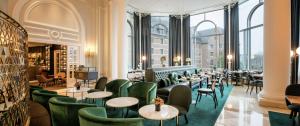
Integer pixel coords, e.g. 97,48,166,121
145,66,197,82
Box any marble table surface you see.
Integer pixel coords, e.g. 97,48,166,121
85,91,112,99
106,97,139,108
138,104,179,121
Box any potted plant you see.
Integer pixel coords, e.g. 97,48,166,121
154,97,164,111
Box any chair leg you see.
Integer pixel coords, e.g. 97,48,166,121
125,109,129,118
199,93,202,101
290,110,294,119
250,85,254,95
184,114,188,124
256,84,258,94
195,93,199,106
220,89,224,97
294,111,298,117
214,92,218,106
246,84,250,93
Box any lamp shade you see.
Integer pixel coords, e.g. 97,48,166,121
177,56,181,61
142,56,146,61
227,54,233,60
296,47,300,55
291,50,294,57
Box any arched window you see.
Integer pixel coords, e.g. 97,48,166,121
151,16,169,68
126,13,134,70
239,0,264,70
190,10,225,70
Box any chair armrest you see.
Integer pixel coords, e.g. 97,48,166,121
146,85,157,105
118,82,130,97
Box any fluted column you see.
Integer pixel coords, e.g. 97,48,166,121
99,0,127,80
258,0,291,108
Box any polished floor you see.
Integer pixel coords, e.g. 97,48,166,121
215,86,290,126
44,83,290,126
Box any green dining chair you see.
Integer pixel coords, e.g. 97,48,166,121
78,107,144,126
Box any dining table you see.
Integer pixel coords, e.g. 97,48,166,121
138,104,179,126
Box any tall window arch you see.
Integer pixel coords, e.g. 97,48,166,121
126,13,134,70
190,10,225,70
239,0,264,70
151,16,169,67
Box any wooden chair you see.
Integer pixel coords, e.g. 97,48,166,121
196,81,218,109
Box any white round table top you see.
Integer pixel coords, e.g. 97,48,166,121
66,87,90,93
106,97,139,108
138,104,179,121
85,91,113,99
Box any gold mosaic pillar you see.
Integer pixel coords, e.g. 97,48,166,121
0,10,29,125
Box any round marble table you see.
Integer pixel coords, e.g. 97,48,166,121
106,97,139,117
85,91,113,99
138,104,179,126
65,87,90,100
85,91,113,106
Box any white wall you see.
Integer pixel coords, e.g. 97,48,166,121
0,0,129,80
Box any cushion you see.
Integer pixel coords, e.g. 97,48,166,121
158,79,167,88
157,85,176,96
165,78,171,86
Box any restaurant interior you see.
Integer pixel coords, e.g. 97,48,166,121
0,0,299,126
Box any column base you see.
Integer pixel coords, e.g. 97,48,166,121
258,92,287,109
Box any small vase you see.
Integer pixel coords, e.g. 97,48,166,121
155,104,160,111
76,86,80,90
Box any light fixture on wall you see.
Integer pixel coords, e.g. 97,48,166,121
173,56,181,66
227,54,233,70
138,56,146,70
186,58,191,65
142,56,146,61
290,47,300,57
290,47,300,84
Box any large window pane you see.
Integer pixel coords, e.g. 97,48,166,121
251,5,264,26
151,16,169,68
239,0,260,29
190,10,224,71
250,27,263,70
126,13,134,70
239,0,264,71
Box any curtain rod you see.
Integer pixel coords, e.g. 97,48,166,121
127,1,239,16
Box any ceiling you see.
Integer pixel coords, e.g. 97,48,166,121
127,0,241,14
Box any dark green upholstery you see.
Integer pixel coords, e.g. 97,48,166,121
183,71,192,77
128,82,157,107
49,97,96,126
30,85,43,100
105,79,131,98
78,107,144,126
32,89,63,112
88,77,108,93
168,85,192,123
168,73,179,84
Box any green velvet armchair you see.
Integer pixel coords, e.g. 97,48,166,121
88,77,108,93
78,107,144,126
30,85,43,100
128,82,157,107
32,89,63,112
49,97,96,126
105,79,131,98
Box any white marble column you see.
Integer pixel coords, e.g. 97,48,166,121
99,0,127,80
258,0,291,108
